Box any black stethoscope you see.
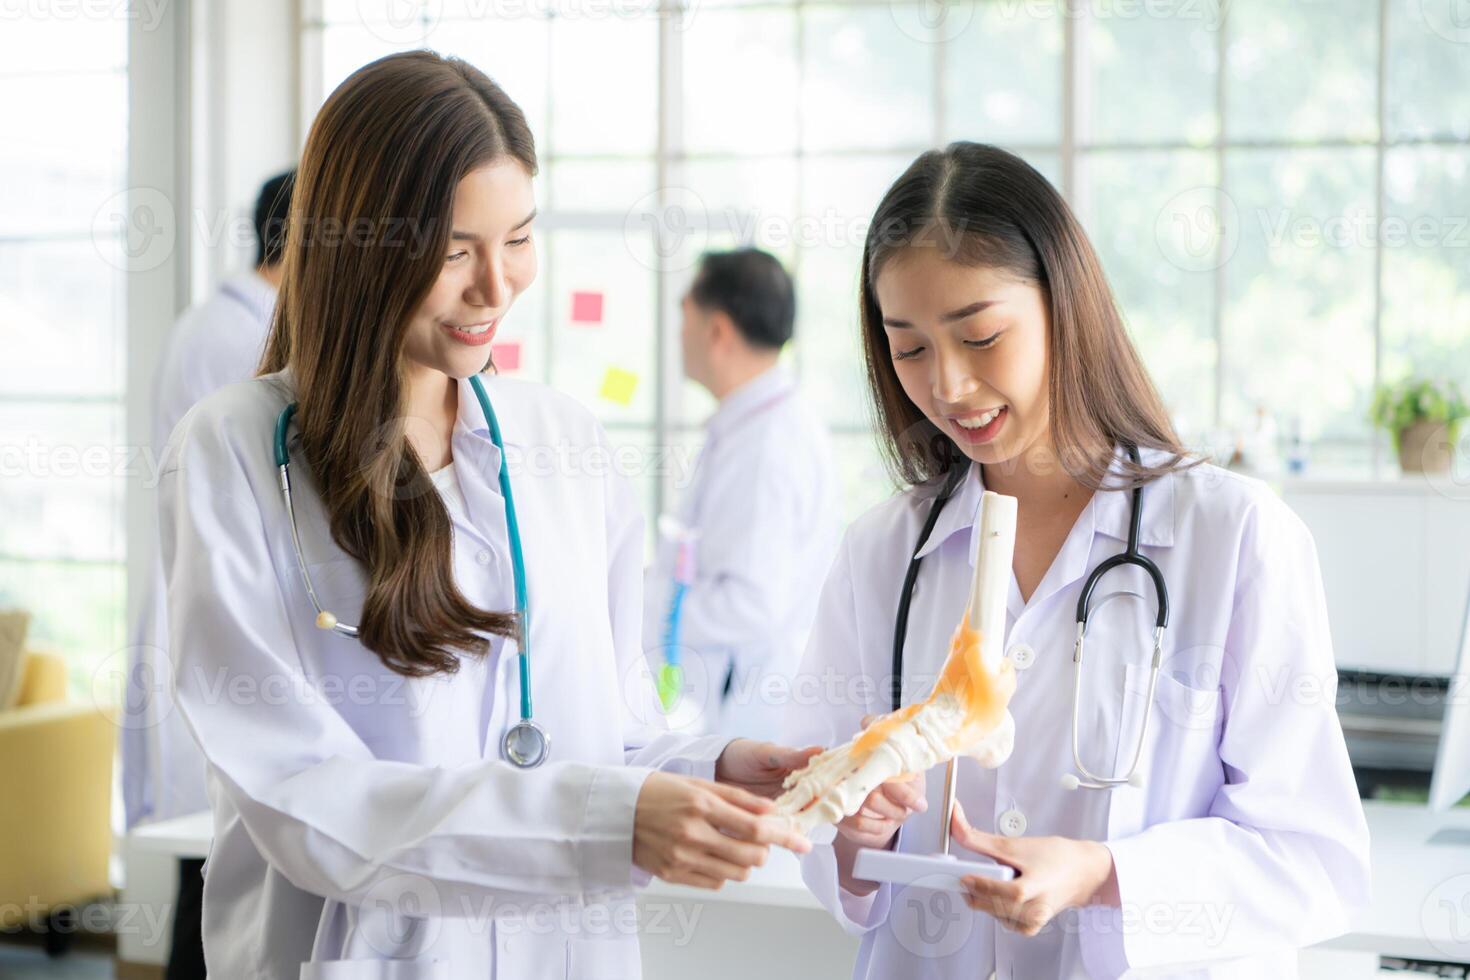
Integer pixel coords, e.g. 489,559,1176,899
889,442,1170,791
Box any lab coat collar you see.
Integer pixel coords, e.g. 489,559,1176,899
911,461,984,562
1089,445,1177,549
706,364,795,439
912,443,1177,563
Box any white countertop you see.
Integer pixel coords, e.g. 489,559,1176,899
129,801,1470,959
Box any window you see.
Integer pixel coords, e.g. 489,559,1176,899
0,12,129,690
1072,0,1470,473
307,0,1470,534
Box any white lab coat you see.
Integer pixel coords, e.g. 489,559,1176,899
785,446,1371,979
123,271,277,828
158,370,732,979
644,365,840,740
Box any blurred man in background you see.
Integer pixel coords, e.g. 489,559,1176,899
646,248,840,740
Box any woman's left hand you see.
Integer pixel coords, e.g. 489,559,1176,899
950,802,1120,936
715,738,822,799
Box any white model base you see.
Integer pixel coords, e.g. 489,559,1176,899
852,847,1015,892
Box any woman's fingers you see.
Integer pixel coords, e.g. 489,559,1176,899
844,815,896,839
879,778,928,813
706,778,776,814
859,794,906,822
688,819,769,870
959,874,1024,921
706,794,812,854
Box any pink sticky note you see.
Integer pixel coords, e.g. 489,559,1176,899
491,341,521,372
570,290,604,325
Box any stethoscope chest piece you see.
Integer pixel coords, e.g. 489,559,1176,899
502,719,550,768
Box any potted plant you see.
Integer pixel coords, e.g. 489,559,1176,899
1369,376,1469,475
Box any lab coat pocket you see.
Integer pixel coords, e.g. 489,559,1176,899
1113,664,1224,829
298,957,448,980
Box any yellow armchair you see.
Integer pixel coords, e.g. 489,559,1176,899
0,651,117,933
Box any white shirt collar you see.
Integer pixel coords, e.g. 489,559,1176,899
219,271,278,322
706,364,795,439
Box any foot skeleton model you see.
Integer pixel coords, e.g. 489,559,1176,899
775,491,1018,836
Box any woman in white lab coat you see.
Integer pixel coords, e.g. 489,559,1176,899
785,142,1371,978
159,51,810,979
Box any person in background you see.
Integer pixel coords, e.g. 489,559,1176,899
121,169,294,980
646,248,841,740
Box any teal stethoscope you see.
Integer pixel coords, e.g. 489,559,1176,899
274,373,550,769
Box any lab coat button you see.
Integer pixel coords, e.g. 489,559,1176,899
1007,643,1035,670
998,808,1027,837
477,549,492,566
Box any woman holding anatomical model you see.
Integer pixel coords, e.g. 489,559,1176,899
775,143,1369,979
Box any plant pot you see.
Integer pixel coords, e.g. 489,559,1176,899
1397,420,1454,474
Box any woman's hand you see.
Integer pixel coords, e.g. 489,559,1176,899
950,801,1119,936
715,738,823,799
633,771,812,890
835,715,929,849
835,770,928,849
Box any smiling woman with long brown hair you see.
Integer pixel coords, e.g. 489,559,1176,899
158,51,812,978
784,142,1369,978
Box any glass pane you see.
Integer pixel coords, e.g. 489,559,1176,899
546,230,658,424
0,559,125,697
1227,0,1377,142
320,23,423,99
1380,147,1470,386
0,74,126,237
548,158,656,212
1386,0,1470,141
0,11,126,75
1076,150,1219,440
682,9,799,155
322,0,431,24
944,0,1062,145
0,239,126,398
801,4,934,153
795,154,911,427
1080,0,1219,146
1221,149,1376,444
677,157,799,266
550,15,658,156
0,403,125,564
425,16,552,149
600,425,661,556
1020,150,1063,198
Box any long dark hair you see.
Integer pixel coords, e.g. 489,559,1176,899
859,142,1199,492
259,51,536,677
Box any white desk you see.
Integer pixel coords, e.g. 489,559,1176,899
121,802,1470,977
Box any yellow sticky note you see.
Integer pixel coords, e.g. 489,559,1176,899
599,366,639,406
